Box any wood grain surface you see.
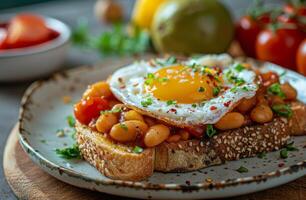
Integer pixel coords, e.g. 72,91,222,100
3,124,306,200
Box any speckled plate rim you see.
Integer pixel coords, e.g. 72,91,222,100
18,59,306,191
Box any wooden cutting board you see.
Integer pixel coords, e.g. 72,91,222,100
3,124,306,200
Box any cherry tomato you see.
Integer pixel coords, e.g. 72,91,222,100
236,15,262,57
74,97,110,125
297,39,306,75
5,14,52,48
0,28,7,49
256,27,305,70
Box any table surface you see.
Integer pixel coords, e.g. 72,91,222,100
0,0,283,199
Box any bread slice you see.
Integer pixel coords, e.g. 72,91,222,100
76,102,306,181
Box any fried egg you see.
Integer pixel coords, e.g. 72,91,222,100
109,54,258,127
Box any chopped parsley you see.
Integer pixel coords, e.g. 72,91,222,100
206,124,217,138
236,166,248,173
192,104,197,108
166,100,177,106
234,63,245,72
133,146,143,154
40,139,46,144
56,144,81,159
279,70,287,77
242,86,249,91
66,115,76,127
285,141,299,151
141,98,153,107
280,141,299,159
145,73,155,85
271,104,292,118
280,149,288,159
198,87,205,92
226,70,245,86
257,152,266,158
100,107,122,115
119,123,128,131
267,83,285,98
158,77,169,83
213,87,220,96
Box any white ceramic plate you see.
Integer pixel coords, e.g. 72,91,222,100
19,58,306,199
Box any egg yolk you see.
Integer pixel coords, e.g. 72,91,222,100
145,65,222,104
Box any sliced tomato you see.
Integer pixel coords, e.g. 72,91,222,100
236,15,262,57
297,39,306,76
5,14,52,48
74,97,110,125
256,27,305,70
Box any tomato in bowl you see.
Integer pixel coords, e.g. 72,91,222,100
0,14,70,81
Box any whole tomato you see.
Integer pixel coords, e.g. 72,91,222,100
297,39,306,75
74,97,110,125
236,15,261,57
256,27,305,70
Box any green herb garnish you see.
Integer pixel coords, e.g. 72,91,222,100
272,104,292,118
165,56,177,65
234,63,245,72
192,104,197,108
40,139,46,144
285,141,299,151
158,77,169,83
67,115,76,127
145,73,155,85
141,98,153,107
236,166,249,173
206,124,217,138
166,100,177,106
279,70,287,77
198,87,205,92
213,87,220,96
100,108,122,115
133,146,143,154
257,152,266,158
119,123,128,131
56,144,81,159
267,83,285,98
280,149,288,159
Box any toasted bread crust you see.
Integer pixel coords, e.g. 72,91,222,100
155,117,290,172
76,122,154,181
76,101,306,180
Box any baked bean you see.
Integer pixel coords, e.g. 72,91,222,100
144,117,156,126
237,96,257,113
260,71,279,87
83,81,112,99
269,95,284,106
144,124,170,147
166,134,181,143
96,113,118,133
281,82,297,100
123,110,144,121
215,112,245,130
179,130,189,140
109,120,148,142
257,94,268,105
250,104,273,123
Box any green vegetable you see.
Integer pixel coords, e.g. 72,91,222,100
72,22,150,56
141,98,153,107
67,115,76,127
257,152,266,158
119,123,128,131
133,146,144,154
234,64,245,72
236,166,248,173
267,83,285,98
100,108,122,115
165,56,177,65
198,87,205,92
192,104,197,108
166,100,177,106
206,125,217,138
280,149,288,159
56,144,81,159
213,87,220,96
272,104,292,118
285,141,299,151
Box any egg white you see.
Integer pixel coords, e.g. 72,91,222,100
109,54,258,127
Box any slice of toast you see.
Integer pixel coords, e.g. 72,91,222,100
76,102,306,181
